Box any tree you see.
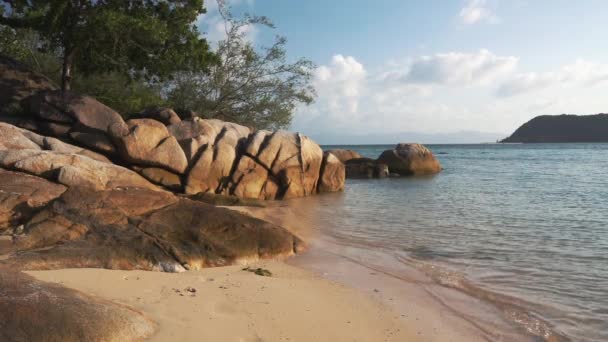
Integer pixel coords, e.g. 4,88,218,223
0,0,216,91
167,1,315,130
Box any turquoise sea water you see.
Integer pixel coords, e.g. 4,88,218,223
313,143,608,341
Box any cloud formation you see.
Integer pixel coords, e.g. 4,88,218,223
293,50,608,140
459,0,498,25
497,59,608,96
314,55,367,115
399,49,518,86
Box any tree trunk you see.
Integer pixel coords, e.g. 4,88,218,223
61,49,74,92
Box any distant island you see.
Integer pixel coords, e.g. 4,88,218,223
501,114,608,143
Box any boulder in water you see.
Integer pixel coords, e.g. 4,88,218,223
376,143,441,176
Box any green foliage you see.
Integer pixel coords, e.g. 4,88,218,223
0,26,61,81
72,72,166,116
0,26,164,116
167,2,315,130
1,0,216,90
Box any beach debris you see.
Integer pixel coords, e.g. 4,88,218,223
242,266,273,277
185,286,197,293
373,289,380,293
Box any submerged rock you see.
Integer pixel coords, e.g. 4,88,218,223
345,158,389,179
376,143,441,176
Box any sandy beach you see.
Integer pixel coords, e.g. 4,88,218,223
25,203,506,342
29,262,419,342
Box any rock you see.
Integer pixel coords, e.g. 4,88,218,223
2,187,304,271
376,143,441,176
133,107,181,126
22,90,128,135
69,129,117,155
0,268,156,341
0,149,156,191
230,155,280,200
0,55,57,115
240,131,323,199
114,119,188,174
0,123,157,191
0,170,66,233
345,158,389,179
326,149,363,163
188,192,269,207
140,167,182,191
167,118,217,161
0,122,110,163
318,152,345,193
185,125,248,195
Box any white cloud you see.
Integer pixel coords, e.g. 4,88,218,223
389,49,518,86
497,59,608,96
313,55,367,115
293,52,608,142
459,0,498,25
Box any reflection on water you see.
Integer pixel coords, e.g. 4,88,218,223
288,143,608,342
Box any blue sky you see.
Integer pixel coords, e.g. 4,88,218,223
199,1,608,143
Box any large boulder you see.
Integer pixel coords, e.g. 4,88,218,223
0,123,157,191
0,268,156,342
184,121,250,195
22,90,128,135
113,119,188,174
0,170,66,233
376,143,442,175
318,152,345,193
0,122,110,163
236,130,323,199
326,149,363,163
345,158,389,179
1,187,304,272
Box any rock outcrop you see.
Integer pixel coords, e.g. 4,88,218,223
5,83,341,199
0,170,66,233
376,143,442,176
0,56,327,341
1,186,303,272
501,114,608,143
0,268,156,341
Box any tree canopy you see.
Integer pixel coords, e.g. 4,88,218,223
167,2,315,130
1,0,316,130
0,0,216,91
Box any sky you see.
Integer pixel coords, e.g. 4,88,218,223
198,0,608,143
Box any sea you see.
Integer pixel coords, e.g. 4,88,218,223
291,143,608,342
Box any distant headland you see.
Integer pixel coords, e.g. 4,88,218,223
501,114,608,143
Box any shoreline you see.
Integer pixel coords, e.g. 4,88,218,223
236,201,554,342
26,201,539,342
